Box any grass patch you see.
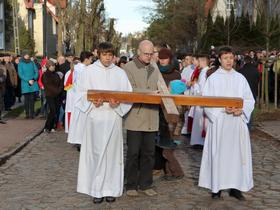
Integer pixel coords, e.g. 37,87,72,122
5,100,42,119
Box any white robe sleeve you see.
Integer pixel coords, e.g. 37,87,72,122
241,78,255,123
113,74,133,117
202,79,224,123
75,70,93,113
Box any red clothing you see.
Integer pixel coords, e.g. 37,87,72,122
191,66,201,82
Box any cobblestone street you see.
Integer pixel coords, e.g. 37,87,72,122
0,129,280,210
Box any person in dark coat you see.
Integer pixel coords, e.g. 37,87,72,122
0,60,7,124
42,60,64,132
4,55,18,110
238,56,260,100
155,48,184,180
238,55,260,130
14,56,22,102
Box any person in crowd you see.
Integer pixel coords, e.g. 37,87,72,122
190,54,210,148
38,57,48,118
123,40,159,197
154,47,184,181
42,60,64,133
0,57,7,124
18,53,39,119
67,51,93,150
4,54,18,111
117,56,128,68
13,55,22,103
75,42,132,204
55,56,69,130
199,47,255,201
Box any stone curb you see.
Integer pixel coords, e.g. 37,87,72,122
0,127,44,166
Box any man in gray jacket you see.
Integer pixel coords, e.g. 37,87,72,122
123,40,159,197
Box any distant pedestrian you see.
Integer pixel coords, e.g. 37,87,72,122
18,53,39,119
42,60,63,132
4,54,18,111
0,58,7,124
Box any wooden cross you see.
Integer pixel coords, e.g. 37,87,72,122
87,69,243,123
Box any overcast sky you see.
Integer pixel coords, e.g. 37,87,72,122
104,0,155,35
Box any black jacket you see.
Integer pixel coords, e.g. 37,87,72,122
42,70,63,97
239,63,260,100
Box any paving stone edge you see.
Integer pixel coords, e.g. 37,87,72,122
0,127,44,166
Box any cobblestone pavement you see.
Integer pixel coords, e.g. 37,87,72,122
0,129,280,210
257,121,280,140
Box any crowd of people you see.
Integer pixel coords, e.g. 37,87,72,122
0,42,279,205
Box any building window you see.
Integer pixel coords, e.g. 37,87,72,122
226,0,235,10
28,10,34,35
0,32,3,49
0,2,3,20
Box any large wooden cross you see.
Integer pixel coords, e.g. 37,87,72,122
87,71,243,123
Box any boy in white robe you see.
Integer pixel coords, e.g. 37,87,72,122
76,43,132,204
198,47,255,201
67,51,93,147
190,55,209,147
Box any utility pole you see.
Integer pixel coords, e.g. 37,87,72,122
12,0,20,54
43,0,47,57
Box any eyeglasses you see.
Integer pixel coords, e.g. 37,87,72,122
142,52,154,57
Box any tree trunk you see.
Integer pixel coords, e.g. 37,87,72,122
275,60,278,109
57,6,63,56
76,0,85,55
261,60,265,107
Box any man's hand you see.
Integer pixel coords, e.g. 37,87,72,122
92,99,103,108
109,98,120,108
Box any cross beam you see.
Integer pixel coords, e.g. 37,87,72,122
87,90,243,108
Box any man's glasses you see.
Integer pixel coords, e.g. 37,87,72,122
142,52,154,57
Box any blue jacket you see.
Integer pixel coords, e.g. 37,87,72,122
18,59,39,94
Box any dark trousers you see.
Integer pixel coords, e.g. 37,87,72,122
45,96,59,131
126,130,156,190
23,92,35,118
4,86,15,109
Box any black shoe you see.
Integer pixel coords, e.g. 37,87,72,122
211,191,222,199
229,189,245,201
93,197,104,204
105,197,116,203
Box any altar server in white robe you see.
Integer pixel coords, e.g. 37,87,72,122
190,55,209,146
67,51,93,145
181,55,195,135
198,47,255,201
76,42,132,204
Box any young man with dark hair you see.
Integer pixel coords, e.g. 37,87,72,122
67,51,92,145
75,43,132,204
199,47,255,201
190,54,210,147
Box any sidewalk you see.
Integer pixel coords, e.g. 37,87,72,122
0,100,45,164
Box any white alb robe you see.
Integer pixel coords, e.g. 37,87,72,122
181,64,195,134
76,60,132,198
190,67,209,145
64,70,74,133
67,63,87,144
199,68,255,193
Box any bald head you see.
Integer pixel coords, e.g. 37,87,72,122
138,40,154,64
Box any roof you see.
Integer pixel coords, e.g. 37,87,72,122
24,0,67,9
